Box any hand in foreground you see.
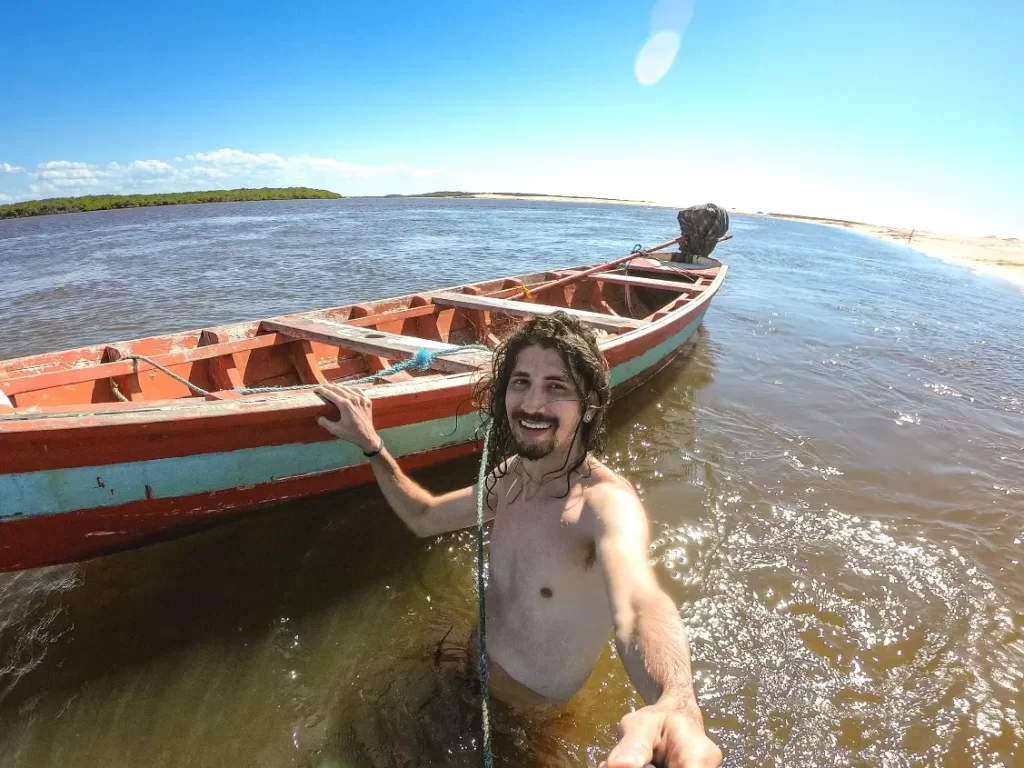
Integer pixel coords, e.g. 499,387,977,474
600,704,722,768
315,383,381,454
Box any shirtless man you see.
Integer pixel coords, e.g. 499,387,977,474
316,312,721,768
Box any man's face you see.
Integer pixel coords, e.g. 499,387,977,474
504,344,585,461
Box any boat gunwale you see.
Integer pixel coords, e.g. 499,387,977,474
0,261,726,432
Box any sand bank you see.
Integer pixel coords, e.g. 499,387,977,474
765,214,1024,288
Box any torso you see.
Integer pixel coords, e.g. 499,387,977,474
484,457,619,705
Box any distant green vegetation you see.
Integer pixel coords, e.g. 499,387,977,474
0,187,341,219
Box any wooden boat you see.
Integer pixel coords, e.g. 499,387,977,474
0,237,728,572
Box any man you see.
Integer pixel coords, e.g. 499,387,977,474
316,312,722,768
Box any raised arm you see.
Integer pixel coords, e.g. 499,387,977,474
316,383,491,538
588,482,721,768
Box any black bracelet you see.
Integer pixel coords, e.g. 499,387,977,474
362,438,384,458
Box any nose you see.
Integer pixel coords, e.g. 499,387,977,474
520,383,549,414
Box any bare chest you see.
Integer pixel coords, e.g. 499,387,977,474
488,487,601,605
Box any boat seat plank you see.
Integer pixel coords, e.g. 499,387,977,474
428,292,646,332
261,317,490,375
1,333,289,397
574,271,708,293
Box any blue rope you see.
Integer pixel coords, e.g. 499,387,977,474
240,344,490,394
111,345,490,399
475,425,494,768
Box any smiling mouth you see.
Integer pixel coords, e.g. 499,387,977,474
517,418,555,431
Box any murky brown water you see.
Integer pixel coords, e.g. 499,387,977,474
1,199,1022,767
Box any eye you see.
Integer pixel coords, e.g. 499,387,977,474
510,377,528,389
548,382,567,393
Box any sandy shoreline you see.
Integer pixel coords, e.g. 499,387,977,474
752,213,1024,288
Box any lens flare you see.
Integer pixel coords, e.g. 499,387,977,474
635,0,694,86
635,30,682,86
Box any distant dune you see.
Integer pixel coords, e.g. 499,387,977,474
758,212,1024,287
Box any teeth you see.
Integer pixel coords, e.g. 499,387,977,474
519,419,551,429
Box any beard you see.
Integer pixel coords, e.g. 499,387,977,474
509,411,560,460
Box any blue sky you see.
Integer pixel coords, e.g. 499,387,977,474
1,0,1021,234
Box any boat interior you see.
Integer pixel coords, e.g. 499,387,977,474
0,261,718,411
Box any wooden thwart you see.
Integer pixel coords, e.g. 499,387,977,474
261,317,491,374
428,292,646,332
571,271,708,294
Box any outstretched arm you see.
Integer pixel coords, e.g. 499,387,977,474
316,383,491,538
588,482,721,768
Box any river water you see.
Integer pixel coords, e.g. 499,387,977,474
0,199,1021,767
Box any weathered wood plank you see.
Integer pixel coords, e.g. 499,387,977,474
289,340,329,385
428,292,646,332
579,272,708,293
261,317,490,375
103,345,143,401
1,333,289,397
200,329,246,390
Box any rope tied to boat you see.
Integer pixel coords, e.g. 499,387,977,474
107,344,491,401
475,424,494,768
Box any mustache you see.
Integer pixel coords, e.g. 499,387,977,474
510,411,559,427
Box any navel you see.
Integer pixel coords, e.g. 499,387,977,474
540,587,553,598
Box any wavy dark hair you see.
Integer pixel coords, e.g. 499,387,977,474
474,311,610,508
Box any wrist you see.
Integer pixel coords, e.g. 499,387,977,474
360,435,384,457
656,691,704,726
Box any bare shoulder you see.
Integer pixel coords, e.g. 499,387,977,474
578,458,649,535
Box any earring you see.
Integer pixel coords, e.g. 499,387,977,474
583,412,593,423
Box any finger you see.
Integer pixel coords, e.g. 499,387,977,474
606,715,660,768
320,382,348,398
317,416,340,434
317,386,350,409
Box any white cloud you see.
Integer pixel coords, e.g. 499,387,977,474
0,148,451,202
179,165,229,180
129,159,174,174
186,148,286,168
40,168,103,181
1,162,24,173
38,160,94,170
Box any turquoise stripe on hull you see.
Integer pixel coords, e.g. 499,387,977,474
1,310,706,521
1,413,479,520
609,309,706,388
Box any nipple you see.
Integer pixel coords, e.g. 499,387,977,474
540,587,553,598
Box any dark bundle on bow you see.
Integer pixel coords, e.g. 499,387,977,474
674,203,730,262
